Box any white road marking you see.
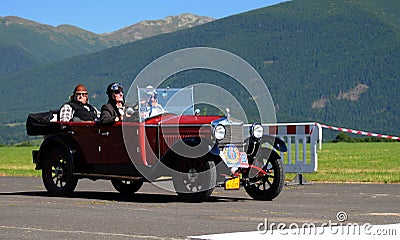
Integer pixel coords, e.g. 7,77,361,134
189,223,400,240
0,225,184,240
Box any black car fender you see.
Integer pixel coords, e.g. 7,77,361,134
35,134,77,170
246,134,287,164
260,135,287,152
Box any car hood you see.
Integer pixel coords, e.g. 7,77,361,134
144,113,223,125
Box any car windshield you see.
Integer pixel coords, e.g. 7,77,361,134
137,86,194,121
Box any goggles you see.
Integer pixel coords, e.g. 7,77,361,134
75,91,88,96
110,83,123,92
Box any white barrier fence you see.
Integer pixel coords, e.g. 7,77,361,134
244,123,321,183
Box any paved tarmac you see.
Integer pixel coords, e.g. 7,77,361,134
0,177,399,239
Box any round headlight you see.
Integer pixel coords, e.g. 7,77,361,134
213,124,226,141
250,123,264,139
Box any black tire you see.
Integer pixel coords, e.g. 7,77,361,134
111,179,144,195
173,159,216,202
42,147,78,196
244,149,284,201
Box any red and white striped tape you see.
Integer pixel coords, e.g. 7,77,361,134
319,123,400,141
263,124,313,135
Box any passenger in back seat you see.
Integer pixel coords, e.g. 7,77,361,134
59,84,99,122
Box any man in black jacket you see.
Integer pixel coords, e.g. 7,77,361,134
59,84,98,122
100,82,125,125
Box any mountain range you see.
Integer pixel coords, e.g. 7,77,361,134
1,0,399,144
0,14,214,77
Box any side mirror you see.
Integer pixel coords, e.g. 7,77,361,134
194,109,200,116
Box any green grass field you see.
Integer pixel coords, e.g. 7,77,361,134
1,142,399,182
0,146,41,177
286,142,400,183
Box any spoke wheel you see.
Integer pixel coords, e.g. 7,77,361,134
42,147,77,196
173,159,216,202
244,149,284,201
111,179,143,195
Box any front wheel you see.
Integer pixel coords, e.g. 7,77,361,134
111,179,143,195
42,147,78,196
173,159,216,202
244,149,284,201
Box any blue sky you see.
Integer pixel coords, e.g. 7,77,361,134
1,0,286,34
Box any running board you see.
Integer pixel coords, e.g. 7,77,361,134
73,173,144,181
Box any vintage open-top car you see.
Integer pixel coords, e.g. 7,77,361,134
27,86,287,202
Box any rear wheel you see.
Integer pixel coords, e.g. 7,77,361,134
42,147,78,196
244,149,284,200
173,159,216,202
111,179,143,195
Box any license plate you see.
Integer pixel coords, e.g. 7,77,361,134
224,177,240,190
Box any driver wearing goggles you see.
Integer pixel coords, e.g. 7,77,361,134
100,82,125,124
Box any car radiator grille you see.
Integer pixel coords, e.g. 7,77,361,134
218,124,245,151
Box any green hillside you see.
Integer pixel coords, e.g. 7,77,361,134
1,0,399,144
0,17,110,77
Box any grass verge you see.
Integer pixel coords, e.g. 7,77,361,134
1,142,400,182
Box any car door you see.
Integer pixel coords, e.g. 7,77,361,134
70,123,101,164
99,122,141,165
